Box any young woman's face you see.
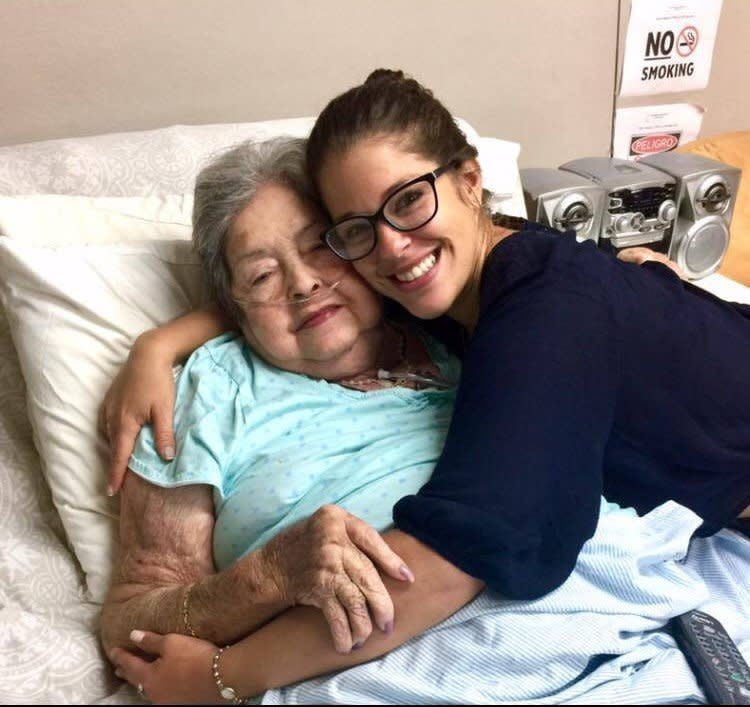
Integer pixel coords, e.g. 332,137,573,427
317,136,484,321
226,181,383,377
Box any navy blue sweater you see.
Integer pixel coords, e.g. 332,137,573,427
393,223,750,599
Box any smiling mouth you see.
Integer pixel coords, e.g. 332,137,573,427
298,305,342,330
390,248,440,287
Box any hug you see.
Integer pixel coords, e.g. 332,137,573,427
96,70,750,704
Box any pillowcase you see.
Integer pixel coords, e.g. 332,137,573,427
0,200,203,602
0,193,193,246
0,118,526,217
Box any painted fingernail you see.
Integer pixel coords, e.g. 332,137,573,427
383,620,394,635
399,565,415,583
130,629,145,643
106,485,115,497
164,446,175,460
351,641,363,651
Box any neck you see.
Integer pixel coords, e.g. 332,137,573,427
447,223,515,333
298,322,406,383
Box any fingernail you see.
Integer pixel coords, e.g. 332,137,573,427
164,446,175,460
130,629,145,643
106,485,115,497
351,641,363,651
399,565,415,583
383,620,394,635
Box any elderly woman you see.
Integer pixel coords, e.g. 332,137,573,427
101,136,483,703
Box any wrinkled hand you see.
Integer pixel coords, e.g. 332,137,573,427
110,630,222,705
618,246,686,279
260,504,414,654
99,334,177,495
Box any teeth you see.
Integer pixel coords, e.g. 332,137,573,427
395,253,437,282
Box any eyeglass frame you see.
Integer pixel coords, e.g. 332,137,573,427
320,158,462,262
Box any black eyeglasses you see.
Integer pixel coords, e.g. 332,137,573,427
321,160,460,261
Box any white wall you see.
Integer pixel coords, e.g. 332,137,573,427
1,1,746,167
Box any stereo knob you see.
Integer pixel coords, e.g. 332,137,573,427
658,200,677,222
615,215,632,233
630,212,645,230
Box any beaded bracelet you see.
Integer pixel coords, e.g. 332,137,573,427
212,647,244,704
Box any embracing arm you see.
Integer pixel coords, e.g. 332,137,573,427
102,473,414,658
219,530,482,697
113,529,483,703
100,471,287,656
101,302,232,494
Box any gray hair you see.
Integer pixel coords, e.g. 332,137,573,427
192,136,316,325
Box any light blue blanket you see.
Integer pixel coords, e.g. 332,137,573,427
261,500,750,705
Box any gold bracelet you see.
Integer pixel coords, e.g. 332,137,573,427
182,584,197,638
212,646,243,704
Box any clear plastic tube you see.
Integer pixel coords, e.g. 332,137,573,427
234,280,343,307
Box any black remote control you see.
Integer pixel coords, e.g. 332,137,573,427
671,610,750,705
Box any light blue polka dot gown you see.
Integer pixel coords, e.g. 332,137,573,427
129,331,460,569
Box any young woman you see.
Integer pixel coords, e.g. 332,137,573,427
304,69,750,591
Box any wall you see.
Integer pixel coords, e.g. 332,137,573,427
615,0,750,140
0,0,616,167
0,1,746,167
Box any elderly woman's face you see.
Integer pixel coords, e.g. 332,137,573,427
225,182,384,377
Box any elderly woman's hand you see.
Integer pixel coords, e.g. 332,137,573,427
259,504,414,654
99,331,177,495
617,247,686,279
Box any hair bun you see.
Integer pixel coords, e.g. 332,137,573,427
364,68,406,84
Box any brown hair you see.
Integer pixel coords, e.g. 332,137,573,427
306,69,479,186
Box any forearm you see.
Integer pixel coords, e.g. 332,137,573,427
220,530,484,698
101,548,288,655
136,302,233,365
102,471,289,655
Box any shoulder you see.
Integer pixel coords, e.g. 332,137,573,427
480,222,611,310
179,332,258,402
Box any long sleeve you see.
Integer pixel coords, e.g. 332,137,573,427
394,272,620,599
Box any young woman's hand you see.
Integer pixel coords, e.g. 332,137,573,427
617,246,686,279
110,630,223,705
99,332,177,496
259,505,415,654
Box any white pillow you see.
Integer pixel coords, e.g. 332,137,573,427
0,118,525,217
0,193,193,245
0,230,204,602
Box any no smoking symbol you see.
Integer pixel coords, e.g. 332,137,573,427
677,25,699,56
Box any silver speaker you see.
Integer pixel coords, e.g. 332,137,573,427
640,152,741,279
520,168,606,243
559,157,678,257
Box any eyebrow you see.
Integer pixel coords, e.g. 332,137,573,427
232,218,325,265
337,172,425,221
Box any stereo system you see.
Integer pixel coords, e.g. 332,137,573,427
520,153,741,279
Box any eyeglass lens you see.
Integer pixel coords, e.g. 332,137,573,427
327,177,438,260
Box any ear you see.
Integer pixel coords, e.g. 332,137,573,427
456,158,484,205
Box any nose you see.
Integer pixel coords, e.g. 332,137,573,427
286,260,324,302
374,220,412,265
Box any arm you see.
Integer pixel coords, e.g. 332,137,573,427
110,530,484,704
103,474,415,655
221,530,483,698
101,302,232,494
100,471,287,656
394,280,618,599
